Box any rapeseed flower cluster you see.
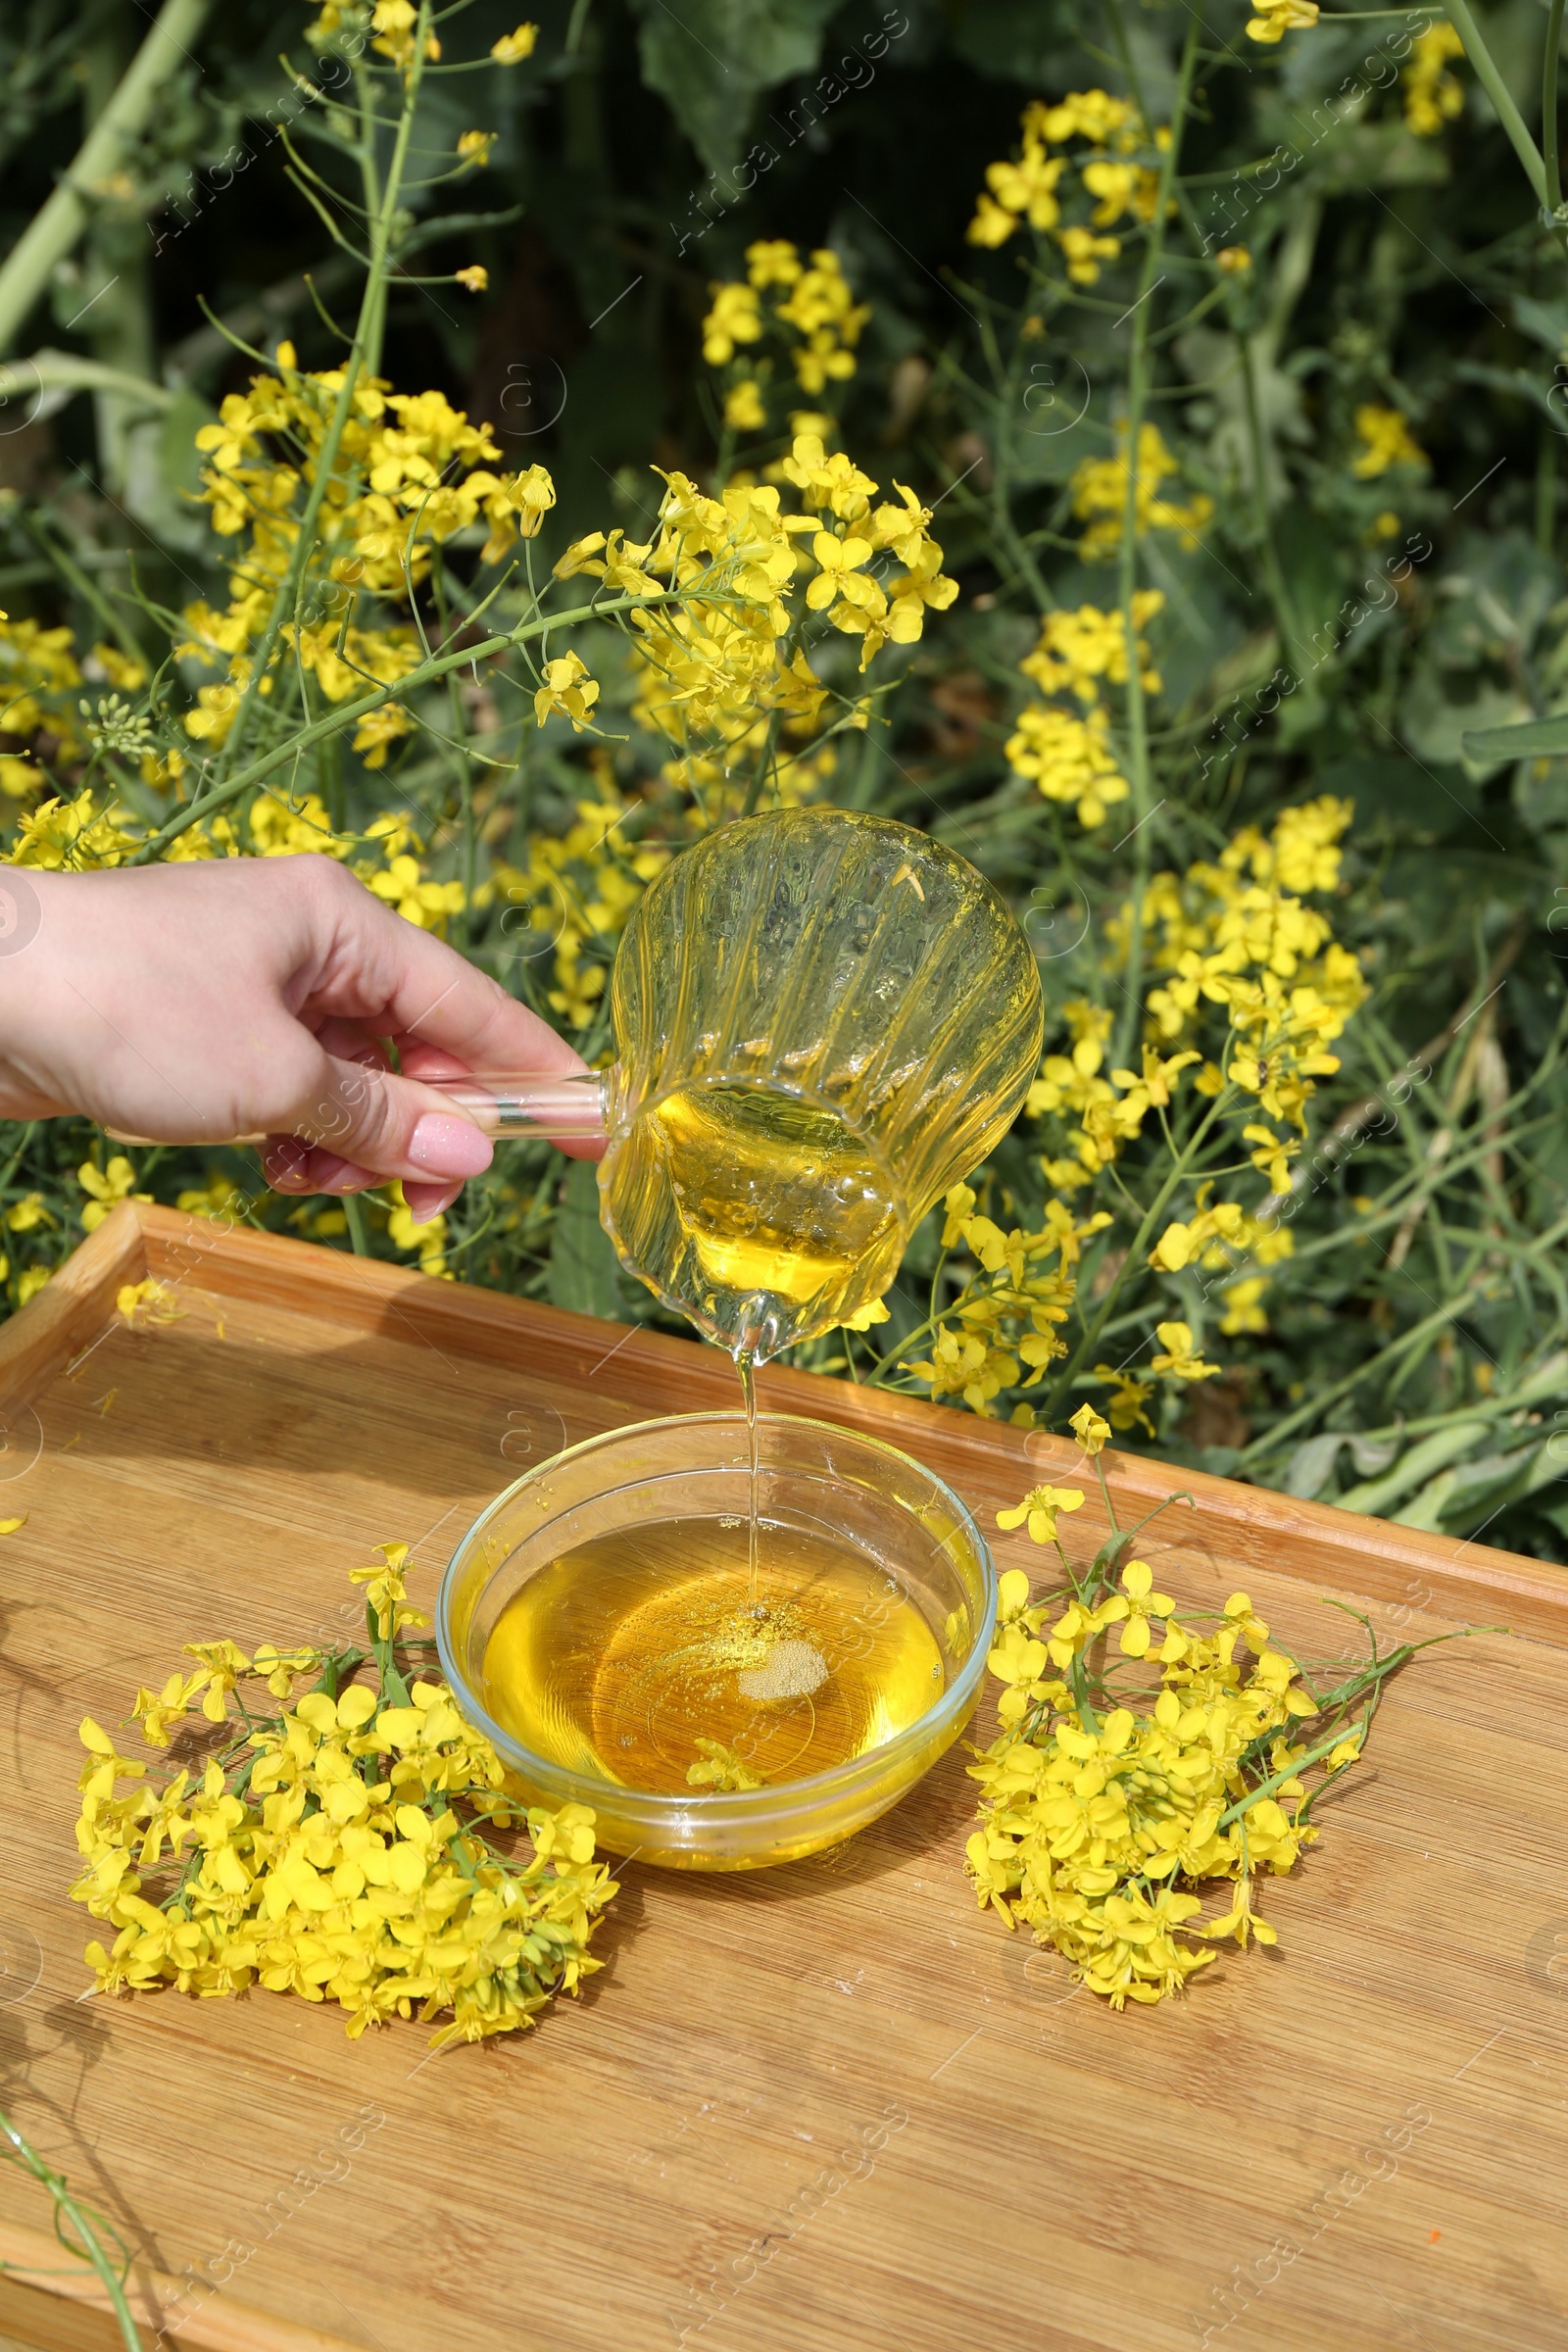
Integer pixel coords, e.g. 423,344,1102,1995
966,1479,1394,2006
1134,795,1367,1157
71,1549,616,2047
182,345,554,761
1026,1002,1209,1186
486,775,671,1028
555,429,955,808
703,240,870,433
900,1184,1112,1418
1069,420,1214,562
0,341,556,929
1004,594,1162,829
1350,403,1428,479
966,90,1168,285
1403,24,1465,136
1004,799,1360,1358
0,746,465,931
0,612,98,789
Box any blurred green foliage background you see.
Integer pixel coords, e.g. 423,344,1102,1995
3,0,1568,1557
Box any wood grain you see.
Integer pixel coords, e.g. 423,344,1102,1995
0,1202,1564,2352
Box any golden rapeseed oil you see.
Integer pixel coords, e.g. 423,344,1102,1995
598,1082,904,1364
480,1516,946,1794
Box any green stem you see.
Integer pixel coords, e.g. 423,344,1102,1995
25,514,147,671
1236,1281,1487,1465
1446,0,1548,205
0,352,172,416
0,2111,143,2351
1238,335,1300,671
203,10,434,797
126,589,678,862
1109,10,1200,1077
1050,1080,1238,1399
82,17,160,500
740,611,807,818
1216,1716,1369,1830
1069,1650,1101,1735
354,55,391,375
979,296,1055,615
1545,0,1566,212
0,0,211,358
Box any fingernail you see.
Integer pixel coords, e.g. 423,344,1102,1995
405,1178,463,1225
408,1113,493,1179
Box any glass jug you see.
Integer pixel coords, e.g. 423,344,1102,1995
441,808,1044,1360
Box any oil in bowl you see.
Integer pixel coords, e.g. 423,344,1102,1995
479,1517,946,1792
437,1411,998,1870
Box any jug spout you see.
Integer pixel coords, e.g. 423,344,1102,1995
420,1068,612,1139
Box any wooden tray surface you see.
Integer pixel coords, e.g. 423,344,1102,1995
0,1201,1565,2352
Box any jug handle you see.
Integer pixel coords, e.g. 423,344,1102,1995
416,1069,611,1138
103,1069,612,1149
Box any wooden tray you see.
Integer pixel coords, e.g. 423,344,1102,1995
1,1200,1566,2352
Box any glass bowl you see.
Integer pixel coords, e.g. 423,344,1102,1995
436,1410,997,1871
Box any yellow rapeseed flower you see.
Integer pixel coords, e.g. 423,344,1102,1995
533,651,600,732
1350,403,1427,477
996,1483,1086,1544
1068,1401,1111,1455
1056,224,1121,285
1070,425,1211,561
723,378,767,432
349,1541,429,1640
1246,0,1318,40
702,280,762,368
687,1739,763,1791
1100,1558,1176,1657
1091,1364,1156,1436
1403,23,1465,135
491,22,538,62
1150,1320,1221,1382
79,1157,151,1233
1219,1277,1270,1336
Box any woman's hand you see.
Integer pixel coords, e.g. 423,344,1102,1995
0,857,594,1223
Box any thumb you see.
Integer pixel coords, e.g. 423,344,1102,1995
288,1051,496,1188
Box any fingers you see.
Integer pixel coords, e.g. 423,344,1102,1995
277,1049,497,1190
263,1136,380,1195
266,870,609,1196
404,1177,464,1225
393,1039,472,1082
316,1015,393,1072
263,1020,389,1195
264,1142,465,1229
306,866,590,1080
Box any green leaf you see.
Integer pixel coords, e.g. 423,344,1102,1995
1404,681,1527,775
122,386,218,553
950,0,1076,82
625,0,841,177
546,1157,623,1322
1460,712,1568,760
